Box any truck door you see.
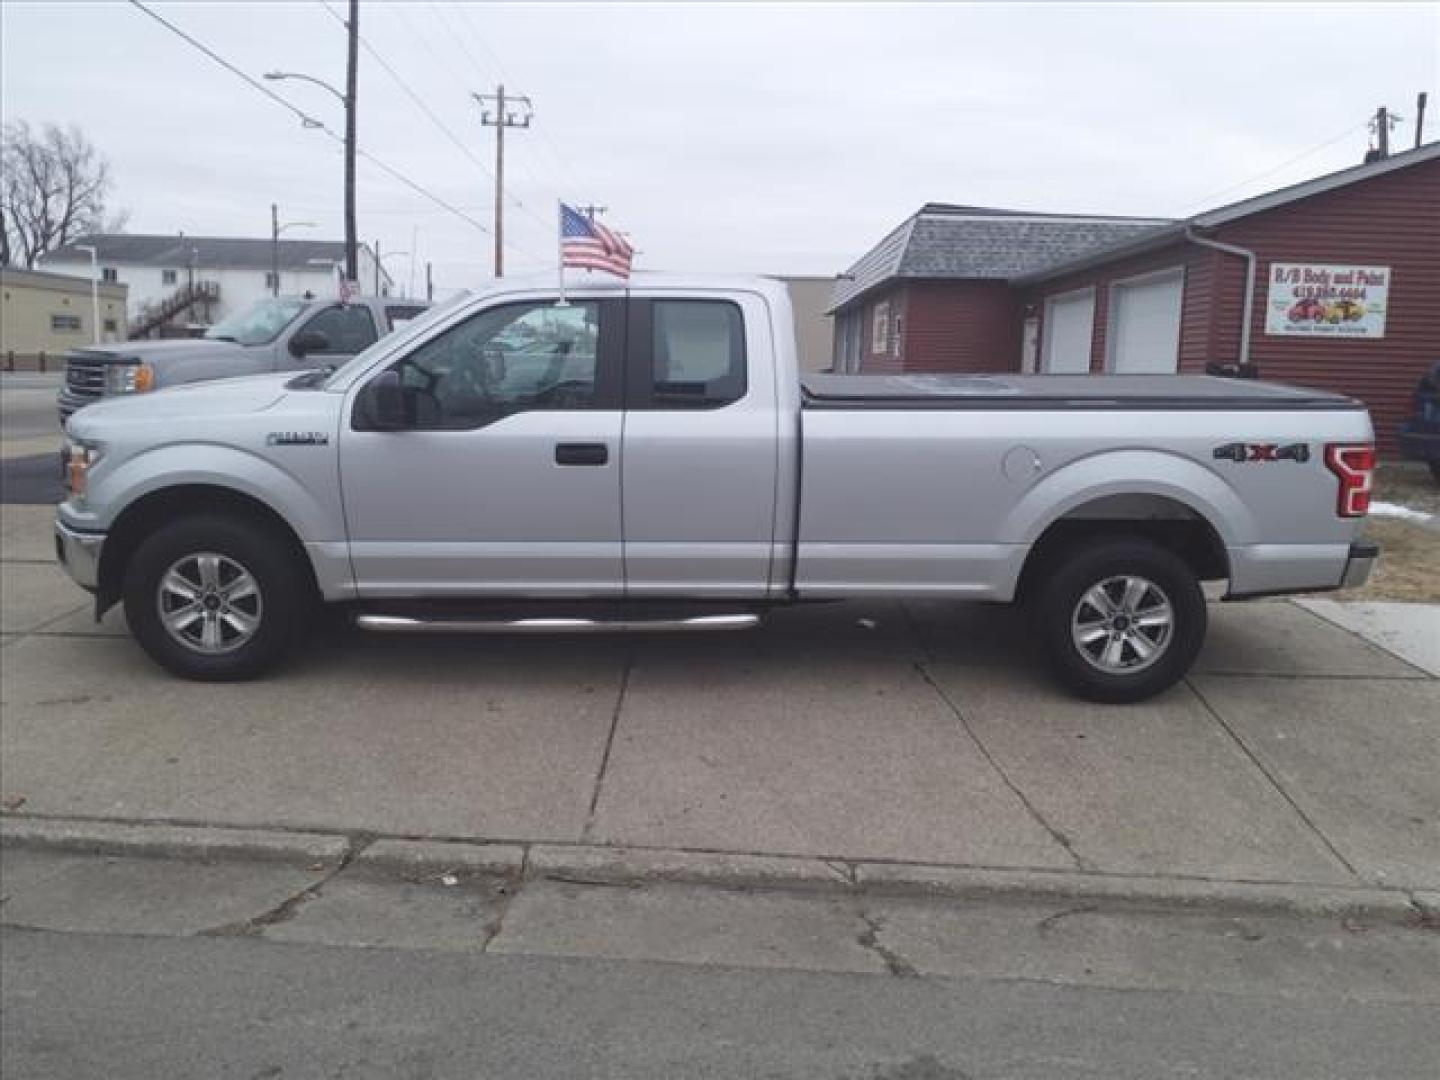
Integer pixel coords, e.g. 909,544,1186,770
620,293,780,598
338,295,626,597
284,304,380,370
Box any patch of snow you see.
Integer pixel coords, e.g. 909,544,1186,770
1369,500,1434,522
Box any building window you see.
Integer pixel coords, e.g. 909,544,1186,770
51,314,83,332
264,271,279,290
101,267,118,283
871,300,889,354
103,319,118,333
161,269,178,285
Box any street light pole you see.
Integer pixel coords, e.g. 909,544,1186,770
271,205,316,297
265,9,357,283
75,244,100,344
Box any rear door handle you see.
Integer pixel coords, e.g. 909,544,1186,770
555,442,609,466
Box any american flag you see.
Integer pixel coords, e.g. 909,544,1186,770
560,202,633,278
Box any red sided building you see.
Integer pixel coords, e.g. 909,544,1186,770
829,142,1440,452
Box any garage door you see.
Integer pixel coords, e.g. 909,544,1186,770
1041,289,1095,374
1109,269,1183,374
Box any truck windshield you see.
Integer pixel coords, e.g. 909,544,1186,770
204,299,307,346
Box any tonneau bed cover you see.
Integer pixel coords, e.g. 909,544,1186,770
801,373,1362,411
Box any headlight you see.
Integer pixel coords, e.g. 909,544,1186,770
66,441,104,500
105,362,154,395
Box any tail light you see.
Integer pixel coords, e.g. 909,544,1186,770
1324,443,1375,517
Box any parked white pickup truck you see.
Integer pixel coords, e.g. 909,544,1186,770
55,274,1377,701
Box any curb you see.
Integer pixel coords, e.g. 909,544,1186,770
0,817,349,867
353,838,526,878
0,818,1423,924
527,844,1418,923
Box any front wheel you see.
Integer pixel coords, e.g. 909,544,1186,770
1032,537,1206,704
123,515,306,681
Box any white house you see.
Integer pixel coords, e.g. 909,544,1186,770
42,233,392,337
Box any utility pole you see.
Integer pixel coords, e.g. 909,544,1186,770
343,0,359,284
426,261,433,302
1417,92,1429,149
374,239,381,294
474,84,533,278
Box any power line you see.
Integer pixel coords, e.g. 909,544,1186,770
127,0,319,128
1173,121,1368,215
127,0,493,239
436,1,588,197
330,0,562,250
317,1,493,182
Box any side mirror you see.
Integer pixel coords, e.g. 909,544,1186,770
290,329,331,358
366,369,409,429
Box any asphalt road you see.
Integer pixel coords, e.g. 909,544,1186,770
5,926,1437,1080
1,374,65,504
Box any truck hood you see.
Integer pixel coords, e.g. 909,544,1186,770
72,339,249,364
66,372,296,435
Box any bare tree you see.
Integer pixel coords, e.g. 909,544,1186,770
1,121,117,267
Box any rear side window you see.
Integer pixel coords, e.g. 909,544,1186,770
650,300,745,409
302,305,378,354
385,304,427,330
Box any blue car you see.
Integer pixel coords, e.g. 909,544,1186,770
1399,362,1440,484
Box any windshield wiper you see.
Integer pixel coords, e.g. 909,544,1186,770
206,334,240,343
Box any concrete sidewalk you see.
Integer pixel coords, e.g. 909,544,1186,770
2,503,1437,910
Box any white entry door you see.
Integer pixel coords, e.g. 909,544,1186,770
1109,269,1183,374
1041,289,1095,374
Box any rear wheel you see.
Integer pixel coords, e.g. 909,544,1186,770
123,515,306,681
1032,537,1206,704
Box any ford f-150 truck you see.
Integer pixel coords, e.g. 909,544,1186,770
55,274,1378,702
58,295,428,422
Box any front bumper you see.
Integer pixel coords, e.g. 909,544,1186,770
55,518,104,591
1340,540,1379,589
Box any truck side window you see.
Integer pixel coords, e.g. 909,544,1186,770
302,305,378,354
385,300,602,430
651,300,745,408
385,304,427,330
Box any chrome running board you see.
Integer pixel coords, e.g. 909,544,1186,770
354,613,761,635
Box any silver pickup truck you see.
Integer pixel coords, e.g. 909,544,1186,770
55,274,1377,702
57,295,428,422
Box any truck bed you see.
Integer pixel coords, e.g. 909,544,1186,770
801,374,1363,411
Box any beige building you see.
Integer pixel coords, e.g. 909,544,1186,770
776,276,836,372
2,266,128,367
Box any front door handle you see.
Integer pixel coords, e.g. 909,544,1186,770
555,442,609,466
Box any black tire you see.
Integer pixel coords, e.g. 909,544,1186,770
122,514,307,681
1031,536,1206,704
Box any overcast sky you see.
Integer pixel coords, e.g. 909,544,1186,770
3,1,1437,293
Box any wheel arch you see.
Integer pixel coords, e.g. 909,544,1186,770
1006,450,1243,604
97,484,318,615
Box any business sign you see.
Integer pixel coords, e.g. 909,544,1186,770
1264,263,1389,338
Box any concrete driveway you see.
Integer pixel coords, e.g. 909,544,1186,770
2,502,1437,900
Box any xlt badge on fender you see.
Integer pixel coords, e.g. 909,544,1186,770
266,431,329,447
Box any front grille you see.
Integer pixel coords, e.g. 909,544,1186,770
64,354,109,400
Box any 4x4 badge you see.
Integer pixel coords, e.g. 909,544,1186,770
1213,441,1309,463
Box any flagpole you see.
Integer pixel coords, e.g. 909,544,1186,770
555,200,569,307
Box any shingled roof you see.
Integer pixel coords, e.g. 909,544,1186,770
45,233,369,273
829,205,1173,312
